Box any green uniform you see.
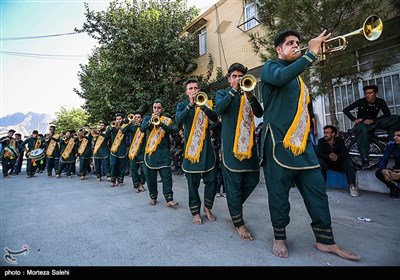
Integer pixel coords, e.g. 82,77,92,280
77,135,93,177
45,134,61,176
260,51,335,245
92,130,110,180
215,87,263,227
57,138,77,177
20,137,41,177
140,115,176,203
175,100,218,216
106,125,130,184
128,125,146,189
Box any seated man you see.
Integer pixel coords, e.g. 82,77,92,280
375,126,400,198
343,84,400,169
318,125,358,197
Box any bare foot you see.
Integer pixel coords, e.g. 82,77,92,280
204,207,216,221
236,225,254,241
166,201,179,207
316,243,360,261
139,184,146,192
135,188,140,193
149,199,157,206
192,214,202,225
273,239,288,258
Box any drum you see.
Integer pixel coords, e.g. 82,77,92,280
29,148,45,160
3,145,19,160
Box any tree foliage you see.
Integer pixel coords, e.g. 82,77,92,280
51,107,90,133
250,0,397,128
74,0,200,122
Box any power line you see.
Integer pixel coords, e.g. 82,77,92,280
0,31,82,41
0,50,87,61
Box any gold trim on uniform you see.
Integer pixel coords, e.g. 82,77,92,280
233,95,254,160
145,116,172,156
110,124,127,153
128,129,145,160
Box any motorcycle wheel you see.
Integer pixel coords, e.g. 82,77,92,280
347,138,386,169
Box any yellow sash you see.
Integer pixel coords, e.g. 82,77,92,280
128,129,145,160
46,134,60,156
34,139,41,149
110,124,127,153
145,116,172,156
185,100,213,163
93,135,105,155
283,76,310,156
77,138,89,155
233,95,255,160
61,138,75,160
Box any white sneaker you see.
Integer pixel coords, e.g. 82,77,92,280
349,184,359,197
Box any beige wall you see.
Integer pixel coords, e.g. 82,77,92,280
187,0,265,79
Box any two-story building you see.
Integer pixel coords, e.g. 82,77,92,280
184,0,400,138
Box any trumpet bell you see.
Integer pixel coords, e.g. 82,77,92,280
110,121,117,128
127,114,135,122
240,74,257,92
363,15,383,41
195,92,208,106
151,116,161,126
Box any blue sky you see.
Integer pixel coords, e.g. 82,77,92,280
0,0,218,118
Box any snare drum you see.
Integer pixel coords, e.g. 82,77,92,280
29,148,45,160
3,145,19,160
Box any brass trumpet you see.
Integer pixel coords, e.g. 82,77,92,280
240,74,257,92
62,135,68,141
151,115,161,126
127,114,135,122
110,121,117,128
195,92,208,106
296,15,383,60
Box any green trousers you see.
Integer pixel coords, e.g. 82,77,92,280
144,166,174,202
222,166,259,228
353,115,400,160
263,141,335,245
186,167,217,216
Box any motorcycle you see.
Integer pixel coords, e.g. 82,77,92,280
341,128,388,169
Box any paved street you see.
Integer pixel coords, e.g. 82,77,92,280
0,168,399,267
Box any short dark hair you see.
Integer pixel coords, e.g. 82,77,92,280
99,121,106,125
15,133,21,137
274,29,301,47
227,63,247,76
49,125,56,130
8,129,16,133
32,130,38,134
115,113,124,118
323,125,337,135
184,77,199,87
363,84,379,93
153,99,163,106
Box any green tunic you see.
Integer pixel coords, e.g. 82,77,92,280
175,100,217,172
92,131,110,159
106,125,130,158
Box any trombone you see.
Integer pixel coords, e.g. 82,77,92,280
298,15,383,60
240,74,257,92
195,92,208,106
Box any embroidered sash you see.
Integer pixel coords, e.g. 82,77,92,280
110,124,126,153
283,76,310,156
185,100,213,163
145,116,172,156
78,138,89,155
46,134,60,156
62,138,75,160
93,135,105,155
34,139,41,149
128,129,145,160
233,95,255,161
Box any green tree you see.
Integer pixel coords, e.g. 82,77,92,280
250,0,398,128
74,0,200,122
51,107,90,133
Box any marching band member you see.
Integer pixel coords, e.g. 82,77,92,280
92,121,111,182
45,125,60,177
56,131,77,178
215,63,263,241
20,130,41,178
77,128,93,180
141,99,178,207
105,114,130,187
0,129,16,178
14,133,24,175
127,112,147,193
175,78,218,225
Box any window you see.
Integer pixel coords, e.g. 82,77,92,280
244,1,258,31
198,27,206,56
